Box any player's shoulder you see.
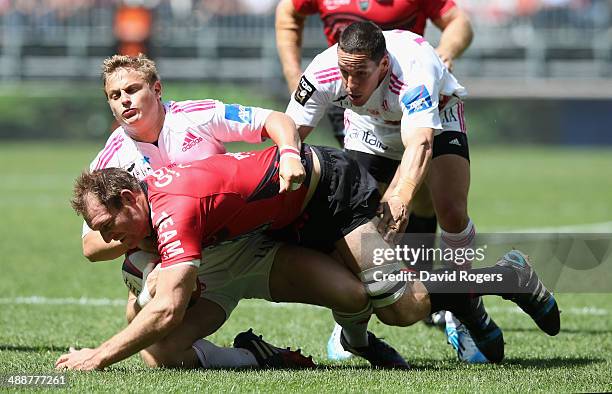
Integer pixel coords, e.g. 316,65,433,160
306,45,340,78
301,45,342,91
165,99,220,125
89,126,130,170
385,30,442,74
384,30,433,55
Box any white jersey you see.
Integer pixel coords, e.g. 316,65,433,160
82,99,272,236
286,30,467,160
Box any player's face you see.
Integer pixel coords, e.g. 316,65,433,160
86,192,150,250
337,49,389,106
105,68,162,134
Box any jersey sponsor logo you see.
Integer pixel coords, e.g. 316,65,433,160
182,131,203,152
294,76,316,106
401,85,433,115
347,129,388,151
358,0,370,11
440,105,458,124
224,151,256,160
448,138,461,146
224,104,252,124
323,0,350,11
150,166,182,188
154,211,185,261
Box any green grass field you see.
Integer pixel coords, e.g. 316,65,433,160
1,142,611,392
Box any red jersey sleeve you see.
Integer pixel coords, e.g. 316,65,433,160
421,0,456,20
151,194,203,270
292,0,319,15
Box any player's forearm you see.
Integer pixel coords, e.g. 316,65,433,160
392,128,434,205
82,231,129,262
96,295,186,368
275,0,306,92
436,11,473,61
264,112,302,150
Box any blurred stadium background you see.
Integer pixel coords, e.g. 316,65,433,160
0,1,611,391
0,0,612,142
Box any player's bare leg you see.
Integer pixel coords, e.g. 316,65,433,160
269,244,409,368
139,297,232,368
333,219,560,363
425,154,497,362
425,154,470,234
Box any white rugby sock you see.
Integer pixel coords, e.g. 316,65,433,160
440,218,476,269
192,339,257,368
332,303,373,348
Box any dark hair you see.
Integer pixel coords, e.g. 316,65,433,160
338,22,386,64
71,167,142,223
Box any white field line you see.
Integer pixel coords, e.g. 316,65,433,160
0,296,608,316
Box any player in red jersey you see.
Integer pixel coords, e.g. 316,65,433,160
57,144,560,370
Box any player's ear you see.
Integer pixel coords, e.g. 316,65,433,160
120,189,138,205
380,53,390,72
153,80,162,99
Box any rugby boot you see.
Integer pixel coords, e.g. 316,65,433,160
233,329,316,369
496,249,560,336
340,331,410,369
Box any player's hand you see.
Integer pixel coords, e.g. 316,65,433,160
55,347,103,371
377,196,409,243
435,48,454,72
279,155,306,193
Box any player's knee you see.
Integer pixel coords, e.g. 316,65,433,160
140,343,179,368
436,200,468,232
411,188,435,217
374,299,422,327
343,280,370,313
327,274,370,313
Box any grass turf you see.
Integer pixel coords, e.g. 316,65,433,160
0,142,611,392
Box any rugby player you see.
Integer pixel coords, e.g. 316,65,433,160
83,53,305,262
275,0,475,359
77,53,404,370
284,21,487,360
56,144,560,370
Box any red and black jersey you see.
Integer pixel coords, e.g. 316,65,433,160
293,0,456,46
145,146,309,268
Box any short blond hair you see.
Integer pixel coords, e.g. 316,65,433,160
102,53,160,93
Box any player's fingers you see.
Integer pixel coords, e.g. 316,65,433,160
55,355,68,368
377,210,391,234
384,226,398,243
69,346,77,353
279,176,289,193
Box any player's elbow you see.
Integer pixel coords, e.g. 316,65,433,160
412,129,434,153
156,298,187,331
82,245,103,262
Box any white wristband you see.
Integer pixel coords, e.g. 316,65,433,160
137,282,152,307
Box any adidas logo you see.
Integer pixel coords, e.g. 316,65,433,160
182,131,203,152
449,138,461,146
